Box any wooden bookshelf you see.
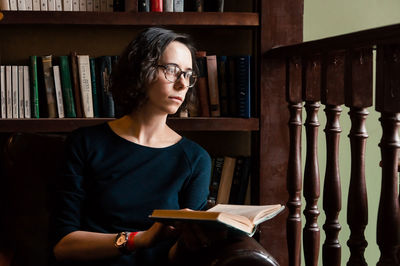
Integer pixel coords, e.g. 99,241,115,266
0,11,259,27
0,117,259,132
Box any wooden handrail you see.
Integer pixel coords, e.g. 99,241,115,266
265,23,400,58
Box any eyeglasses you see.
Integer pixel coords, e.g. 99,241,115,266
157,64,197,88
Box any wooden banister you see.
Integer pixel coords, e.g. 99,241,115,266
275,22,400,266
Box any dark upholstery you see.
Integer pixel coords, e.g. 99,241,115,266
0,133,279,266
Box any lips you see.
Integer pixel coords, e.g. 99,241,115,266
169,96,183,102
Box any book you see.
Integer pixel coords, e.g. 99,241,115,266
206,55,220,116
0,0,10,10
150,0,162,11
25,0,32,10
229,156,251,204
150,204,285,236
63,0,72,10
173,0,183,11
77,55,94,118
30,56,40,118
106,0,112,11
41,55,57,118
163,0,172,11
86,0,92,10
48,0,55,10
204,0,223,12
40,0,47,10
23,66,31,118
236,55,251,118
89,58,99,117
208,156,224,204
79,0,86,11
9,0,17,9
11,65,18,118
18,66,24,118
195,53,210,117
72,0,79,10
32,0,40,10
217,55,229,116
138,0,149,11
53,66,65,118
226,56,237,117
59,56,76,118
0,66,5,118
5,66,12,118
216,156,236,204
97,56,115,118
17,0,26,10
70,52,83,117
55,0,61,10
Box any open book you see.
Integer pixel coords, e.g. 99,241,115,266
149,204,285,236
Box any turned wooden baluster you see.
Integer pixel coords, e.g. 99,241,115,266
375,44,400,266
321,51,345,266
286,56,303,266
302,55,321,266
345,48,373,266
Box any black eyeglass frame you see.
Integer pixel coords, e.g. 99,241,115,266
157,64,197,88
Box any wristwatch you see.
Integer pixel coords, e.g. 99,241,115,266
114,232,130,254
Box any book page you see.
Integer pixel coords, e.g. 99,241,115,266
207,204,283,224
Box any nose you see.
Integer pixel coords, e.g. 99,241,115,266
174,73,188,90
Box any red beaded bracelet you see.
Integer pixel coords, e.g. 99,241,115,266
127,231,139,251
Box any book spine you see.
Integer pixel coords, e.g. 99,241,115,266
77,55,94,118
227,56,237,117
150,0,162,11
236,55,251,118
71,52,83,117
195,56,210,117
216,156,236,204
5,66,12,118
53,66,65,118
30,56,40,118
173,0,182,11
79,0,86,11
11,66,18,118
55,0,62,10
32,0,40,10
208,156,224,204
72,0,79,10
17,0,26,10
99,0,106,10
106,0,112,11
97,56,115,118
93,0,99,10
9,0,17,9
0,0,10,10
138,0,149,11
89,58,99,117
41,55,57,118
59,56,76,118
217,55,229,116
63,0,72,9
47,0,55,10
195,0,202,11
206,55,220,117
40,0,47,10
30,55,40,118
23,66,31,118
163,0,172,11
18,66,24,118
86,0,93,10
25,0,33,9
0,66,5,118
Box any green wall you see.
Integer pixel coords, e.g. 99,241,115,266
303,0,400,264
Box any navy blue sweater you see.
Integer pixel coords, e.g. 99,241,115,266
52,123,211,266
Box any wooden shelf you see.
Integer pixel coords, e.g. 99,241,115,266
0,117,259,132
0,11,259,26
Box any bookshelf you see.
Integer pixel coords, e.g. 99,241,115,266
0,1,304,265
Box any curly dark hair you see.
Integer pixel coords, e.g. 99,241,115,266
110,27,198,116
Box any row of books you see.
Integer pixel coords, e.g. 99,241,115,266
139,0,223,12
0,0,123,11
186,52,252,118
208,156,251,206
0,54,116,119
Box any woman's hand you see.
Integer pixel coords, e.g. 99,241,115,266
134,222,177,249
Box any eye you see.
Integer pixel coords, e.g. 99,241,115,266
184,71,193,79
165,65,179,75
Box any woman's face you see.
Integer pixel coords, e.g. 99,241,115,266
145,41,193,115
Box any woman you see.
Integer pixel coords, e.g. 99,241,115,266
52,27,212,265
